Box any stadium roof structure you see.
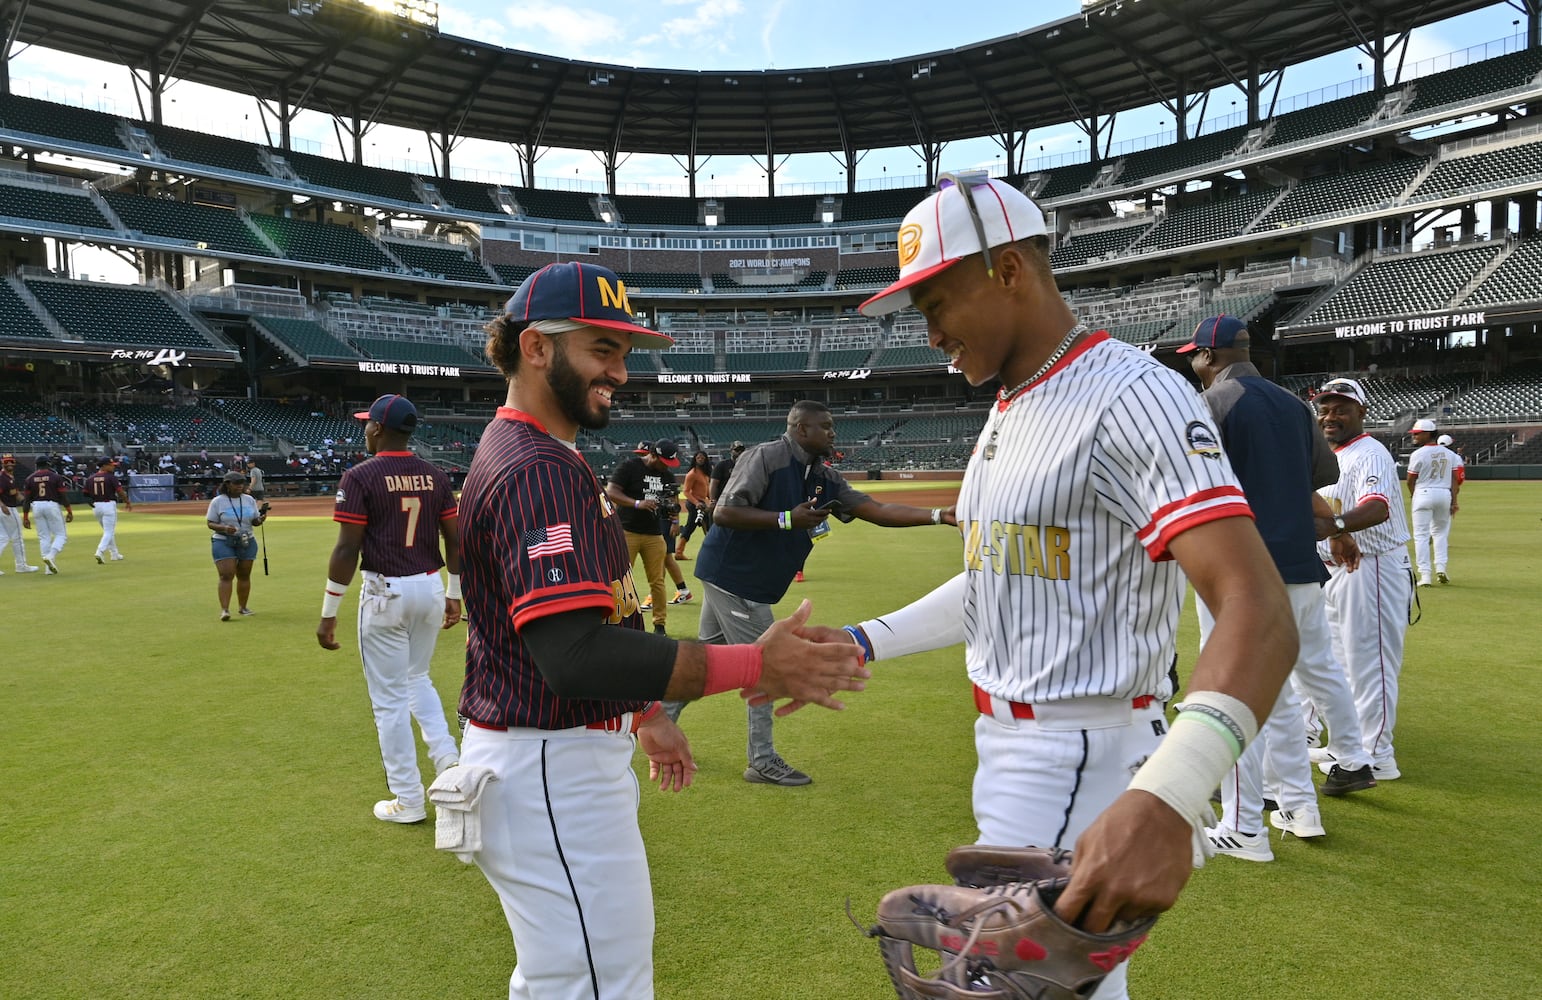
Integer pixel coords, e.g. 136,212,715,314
0,0,1516,164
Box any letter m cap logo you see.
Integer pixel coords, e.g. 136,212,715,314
596,276,631,314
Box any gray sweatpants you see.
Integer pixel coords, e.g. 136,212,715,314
662,581,780,768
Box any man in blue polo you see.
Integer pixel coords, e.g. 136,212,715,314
667,399,957,785
1182,316,1374,860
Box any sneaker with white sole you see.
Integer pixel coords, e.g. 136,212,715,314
43,557,58,575
95,554,104,565
1309,746,1336,764
373,798,427,824
1372,761,1401,781
1436,571,1449,585
220,610,231,621
669,588,693,605
1269,806,1326,839
238,607,255,616
1205,826,1274,862
16,565,39,573
1417,575,1432,587
1305,726,1324,749
639,595,653,611
110,553,124,561
744,755,812,786
1321,763,1377,795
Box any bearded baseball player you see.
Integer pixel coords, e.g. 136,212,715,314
830,175,1297,999
455,261,867,999
84,456,131,563
316,393,462,824
1406,419,1461,586
1310,378,1411,783
0,454,41,573
22,456,73,574
1182,317,1374,862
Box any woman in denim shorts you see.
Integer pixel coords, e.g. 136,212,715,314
206,470,268,621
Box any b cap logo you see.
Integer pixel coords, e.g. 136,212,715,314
1184,421,1222,460
897,223,924,267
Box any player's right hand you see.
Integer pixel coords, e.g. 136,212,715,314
787,500,830,531
316,617,341,650
751,599,869,715
635,497,658,513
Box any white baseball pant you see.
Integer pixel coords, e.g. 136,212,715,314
1323,551,1410,769
973,695,1166,1000
29,500,67,560
1199,585,1323,834
1284,584,1373,772
1409,490,1452,580
93,501,120,559
461,720,653,1000
0,505,30,569
356,572,458,809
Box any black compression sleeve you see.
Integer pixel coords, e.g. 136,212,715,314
521,608,680,700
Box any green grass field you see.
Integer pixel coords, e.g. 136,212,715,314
3,482,1539,999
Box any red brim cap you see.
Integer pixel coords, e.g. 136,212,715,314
576,316,674,350
1175,342,1200,354
657,455,681,468
352,410,371,420
858,257,962,317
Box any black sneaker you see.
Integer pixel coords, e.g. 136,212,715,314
1322,763,1377,796
744,755,812,786
653,624,667,635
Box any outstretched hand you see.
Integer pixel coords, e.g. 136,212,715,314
747,599,869,716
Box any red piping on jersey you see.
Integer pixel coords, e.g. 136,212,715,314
333,512,368,525
997,330,1111,412
1147,502,1255,561
1331,432,1371,453
496,406,551,434
375,450,413,456
1137,485,1252,560
1357,492,1392,510
510,584,615,631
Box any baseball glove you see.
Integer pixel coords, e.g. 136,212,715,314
863,847,1154,1000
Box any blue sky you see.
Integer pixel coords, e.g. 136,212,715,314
8,1,1525,195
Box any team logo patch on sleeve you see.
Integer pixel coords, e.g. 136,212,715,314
1184,421,1223,460
335,488,346,503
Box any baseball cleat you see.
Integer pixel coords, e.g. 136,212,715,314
1269,806,1326,839
669,588,693,604
373,798,427,824
43,557,58,574
110,553,124,561
1205,826,1274,862
744,755,812,786
1372,761,1401,781
1436,571,1449,585
1321,763,1377,796
95,554,104,564
16,565,39,573
1416,576,1432,587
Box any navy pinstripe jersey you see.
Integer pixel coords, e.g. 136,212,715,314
457,406,647,730
0,470,20,509
23,470,69,503
334,451,457,576
84,471,124,502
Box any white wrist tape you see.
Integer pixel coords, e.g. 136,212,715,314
445,573,462,600
858,572,966,661
321,578,349,618
1127,691,1258,866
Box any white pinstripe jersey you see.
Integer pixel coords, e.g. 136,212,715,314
1316,433,1410,558
1407,444,1459,492
956,333,1252,704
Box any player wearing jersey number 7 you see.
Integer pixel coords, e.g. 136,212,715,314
316,393,463,825
457,261,868,999
830,175,1297,999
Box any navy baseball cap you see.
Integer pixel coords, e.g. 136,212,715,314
649,439,681,467
502,262,674,350
1177,315,1249,354
355,393,419,433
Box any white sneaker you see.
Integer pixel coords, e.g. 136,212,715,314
1372,761,1401,781
1205,826,1274,862
1417,575,1432,587
1269,806,1326,839
43,557,58,575
433,754,460,776
110,553,124,561
16,565,39,573
373,798,427,824
1309,747,1336,764
1305,726,1324,749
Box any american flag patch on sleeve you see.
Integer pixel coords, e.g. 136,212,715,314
523,524,574,558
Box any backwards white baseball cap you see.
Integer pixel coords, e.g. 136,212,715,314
1411,418,1438,433
1437,434,1454,446
859,174,1047,317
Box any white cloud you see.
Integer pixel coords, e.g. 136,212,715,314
761,0,787,67
438,2,510,46
646,0,745,53
502,1,628,57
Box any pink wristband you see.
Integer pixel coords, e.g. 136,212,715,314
702,644,764,696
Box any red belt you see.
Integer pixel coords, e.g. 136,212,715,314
470,702,661,735
972,683,1156,720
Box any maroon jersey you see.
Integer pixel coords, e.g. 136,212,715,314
84,471,124,502
334,451,457,576
0,469,18,509
24,469,69,504
457,407,646,730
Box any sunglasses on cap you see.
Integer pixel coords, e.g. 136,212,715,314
936,172,997,280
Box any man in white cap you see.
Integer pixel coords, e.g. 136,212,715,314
1310,378,1411,782
1406,418,1461,585
823,172,1298,997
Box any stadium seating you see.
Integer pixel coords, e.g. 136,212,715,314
103,192,275,257
490,263,538,287
724,351,811,372
0,280,57,340
611,195,699,227
839,186,929,222
614,269,704,291
351,336,485,368
1131,188,1278,252
1156,292,1274,349
76,402,250,448
835,265,898,289
626,352,658,375
1050,221,1151,268
1415,138,1542,199
249,213,398,271
1442,365,1542,420
1260,157,1427,228
382,239,497,284
1464,236,1542,306
660,353,716,373
218,399,362,449
722,195,818,227
282,150,423,205
511,187,596,221
253,316,362,361
0,400,85,447
148,125,269,177
24,278,225,350
1108,321,1172,347
1406,48,1542,115
1304,245,1499,324
1118,125,1252,184
1264,91,1383,148
874,344,950,368
435,177,508,216
0,93,125,150
0,183,113,230
819,349,875,369
1035,162,1102,201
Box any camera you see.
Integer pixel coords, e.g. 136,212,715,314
258,502,271,516
657,498,681,518
237,532,254,547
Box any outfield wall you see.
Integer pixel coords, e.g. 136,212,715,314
864,469,966,482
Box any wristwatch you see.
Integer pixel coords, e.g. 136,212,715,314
1332,516,1347,537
